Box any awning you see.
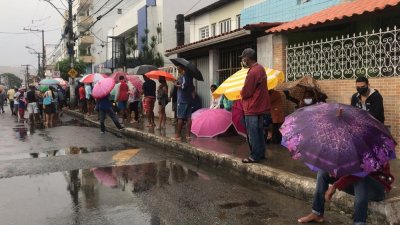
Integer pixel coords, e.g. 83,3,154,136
267,0,400,33
165,29,250,57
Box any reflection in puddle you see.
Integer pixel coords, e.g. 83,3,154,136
92,161,207,193
0,161,206,225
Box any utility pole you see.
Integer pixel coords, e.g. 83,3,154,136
21,65,31,87
67,0,77,107
23,28,45,79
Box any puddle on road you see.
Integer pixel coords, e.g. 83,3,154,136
0,145,140,161
0,161,207,225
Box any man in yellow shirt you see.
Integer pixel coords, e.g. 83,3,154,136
7,88,15,115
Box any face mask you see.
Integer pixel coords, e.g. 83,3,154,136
304,98,313,105
357,86,369,95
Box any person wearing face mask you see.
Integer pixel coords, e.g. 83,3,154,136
239,48,271,163
351,77,384,123
300,90,317,108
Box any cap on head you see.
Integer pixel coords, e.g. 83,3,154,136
239,48,256,60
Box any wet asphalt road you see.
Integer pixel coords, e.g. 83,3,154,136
0,108,351,225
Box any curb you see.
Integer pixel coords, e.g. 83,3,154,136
65,109,399,225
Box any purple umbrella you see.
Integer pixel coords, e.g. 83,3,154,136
280,103,396,177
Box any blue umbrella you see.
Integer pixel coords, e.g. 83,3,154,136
39,78,60,85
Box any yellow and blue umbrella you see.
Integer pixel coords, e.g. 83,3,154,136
213,67,285,101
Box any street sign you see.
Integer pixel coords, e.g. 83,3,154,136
53,71,61,78
68,68,78,78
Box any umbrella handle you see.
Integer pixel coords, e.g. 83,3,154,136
336,108,343,117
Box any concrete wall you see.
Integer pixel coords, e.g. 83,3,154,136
189,0,244,43
257,35,273,68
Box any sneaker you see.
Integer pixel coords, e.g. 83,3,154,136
100,131,105,134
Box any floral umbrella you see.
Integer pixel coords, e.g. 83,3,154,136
280,103,396,177
80,73,107,84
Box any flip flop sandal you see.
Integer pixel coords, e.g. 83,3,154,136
242,157,259,163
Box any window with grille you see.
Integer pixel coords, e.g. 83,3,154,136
211,23,216,37
219,19,231,34
236,14,241,29
199,26,209,40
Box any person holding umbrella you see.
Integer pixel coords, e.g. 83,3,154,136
172,65,194,140
142,75,157,127
92,77,125,133
156,77,169,129
239,48,271,163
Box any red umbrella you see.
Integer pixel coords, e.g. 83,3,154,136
80,73,107,84
232,100,246,137
110,71,128,82
144,70,176,81
126,75,143,93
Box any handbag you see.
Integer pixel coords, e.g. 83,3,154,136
43,96,52,105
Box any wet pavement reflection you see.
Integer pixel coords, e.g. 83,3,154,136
0,161,208,225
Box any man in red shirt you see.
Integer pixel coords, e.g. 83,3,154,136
115,76,129,123
239,48,271,163
78,83,87,113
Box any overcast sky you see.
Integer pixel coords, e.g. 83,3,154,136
0,0,64,68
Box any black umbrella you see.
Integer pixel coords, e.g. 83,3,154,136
131,65,158,75
170,58,204,81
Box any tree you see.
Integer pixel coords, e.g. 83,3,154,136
125,28,164,68
0,73,22,88
56,59,87,81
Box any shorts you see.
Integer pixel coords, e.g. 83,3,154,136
44,103,56,114
18,108,25,117
27,102,39,114
143,97,156,113
118,101,128,110
177,103,192,119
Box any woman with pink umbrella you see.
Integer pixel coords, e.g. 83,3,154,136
92,78,124,133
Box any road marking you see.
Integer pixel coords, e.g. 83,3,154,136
112,149,140,165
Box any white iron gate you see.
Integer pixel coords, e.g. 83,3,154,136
286,26,400,81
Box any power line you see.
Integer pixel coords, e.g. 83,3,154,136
43,0,68,21
185,0,204,15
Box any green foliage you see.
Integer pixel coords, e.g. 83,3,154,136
56,58,87,80
125,30,164,68
0,73,22,88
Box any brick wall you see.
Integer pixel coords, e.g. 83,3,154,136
281,77,400,155
273,32,400,154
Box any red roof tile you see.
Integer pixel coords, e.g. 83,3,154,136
267,0,400,33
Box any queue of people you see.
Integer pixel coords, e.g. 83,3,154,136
2,85,67,127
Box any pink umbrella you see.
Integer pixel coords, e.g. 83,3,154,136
191,108,208,120
92,77,115,99
191,109,232,138
81,73,107,84
110,71,128,82
232,100,246,137
92,167,118,188
126,75,143,93
54,78,68,86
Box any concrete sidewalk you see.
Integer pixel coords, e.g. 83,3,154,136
65,109,400,225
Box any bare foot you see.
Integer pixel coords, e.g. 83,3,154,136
298,213,324,223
